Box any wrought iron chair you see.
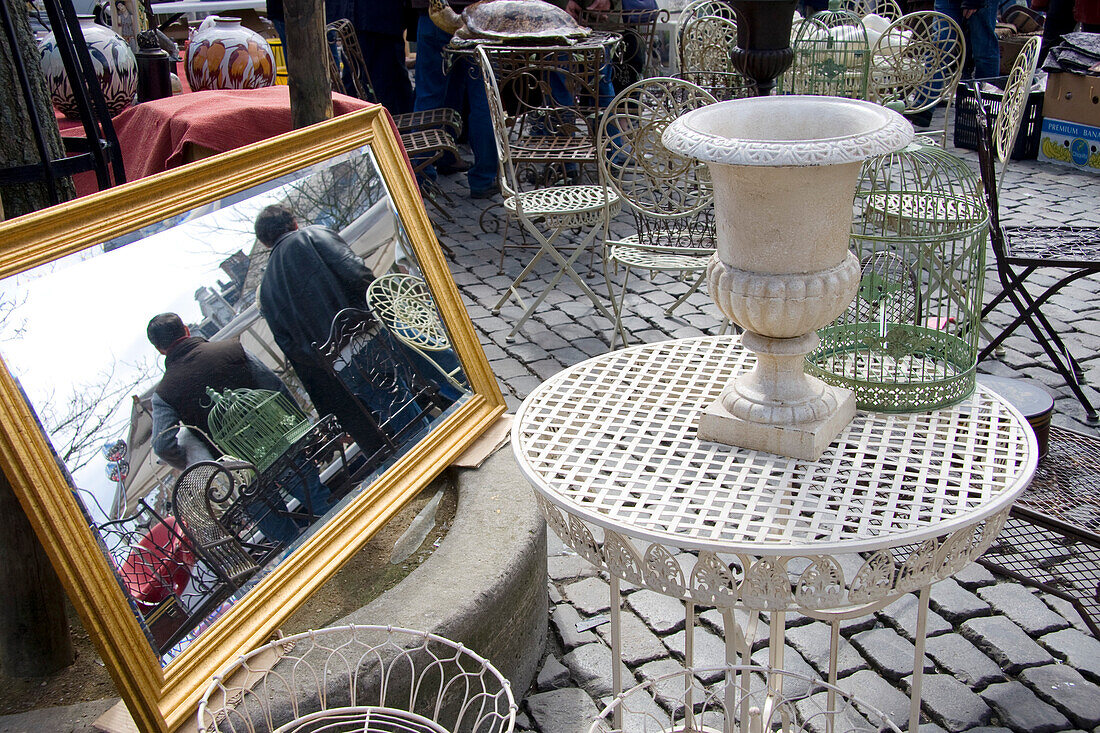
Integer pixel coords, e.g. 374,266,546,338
675,0,737,72
974,89,1100,424
97,500,224,655
598,77,718,347
988,34,1042,191
367,273,468,392
978,423,1100,637
678,13,741,77
326,18,461,223
838,0,902,21
577,7,669,91
313,307,448,470
476,44,621,341
170,460,263,590
868,11,964,146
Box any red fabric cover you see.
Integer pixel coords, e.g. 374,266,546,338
108,86,370,178
61,88,417,199
119,517,196,610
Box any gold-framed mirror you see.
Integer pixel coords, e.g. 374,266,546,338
0,106,504,731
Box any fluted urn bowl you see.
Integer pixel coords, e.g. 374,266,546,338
662,96,912,459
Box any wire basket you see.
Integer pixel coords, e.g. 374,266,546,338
206,387,312,472
590,665,903,733
806,142,988,412
198,625,516,733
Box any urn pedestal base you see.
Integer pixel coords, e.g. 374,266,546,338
699,382,855,460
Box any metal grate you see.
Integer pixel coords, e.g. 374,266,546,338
978,424,1100,637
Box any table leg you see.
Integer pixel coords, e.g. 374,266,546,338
610,574,622,731
828,619,841,733
685,601,696,730
721,608,750,733
909,585,930,732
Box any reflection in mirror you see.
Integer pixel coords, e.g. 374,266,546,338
0,143,470,667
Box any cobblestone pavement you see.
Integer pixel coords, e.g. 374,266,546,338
428,107,1100,733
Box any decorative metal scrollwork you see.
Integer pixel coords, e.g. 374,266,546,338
643,543,685,596
794,556,845,608
849,550,897,603
605,531,645,586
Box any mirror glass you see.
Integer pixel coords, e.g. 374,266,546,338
0,143,470,667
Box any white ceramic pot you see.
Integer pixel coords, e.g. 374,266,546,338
663,96,913,458
185,16,275,91
38,16,138,118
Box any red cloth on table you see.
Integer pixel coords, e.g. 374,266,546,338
60,88,416,199
110,86,370,178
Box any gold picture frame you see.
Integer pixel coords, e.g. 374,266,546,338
0,107,505,731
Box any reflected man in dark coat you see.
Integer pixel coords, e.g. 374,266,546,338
254,204,385,456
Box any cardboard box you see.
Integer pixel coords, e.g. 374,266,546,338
1043,72,1100,128
1038,117,1100,174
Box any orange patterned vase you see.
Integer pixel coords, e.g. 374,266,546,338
185,16,275,91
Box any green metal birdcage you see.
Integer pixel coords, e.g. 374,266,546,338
805,141,988,412
206,387,312,472
784,0,870,99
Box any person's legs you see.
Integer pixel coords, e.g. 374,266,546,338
413,16,451,112
463,61,499,195
966,1,1001,79
359,31,413,114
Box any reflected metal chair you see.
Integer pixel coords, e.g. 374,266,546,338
974,90,1100,424
598,77,718,347
367,273,468,392
476,44,621,341
170,460,262,589
869,11,964,146
313,307,447,469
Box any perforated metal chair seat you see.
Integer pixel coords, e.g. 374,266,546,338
608,234,714,271
1001,226,1100,266
503,185,618,229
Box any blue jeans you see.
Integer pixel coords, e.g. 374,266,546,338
414,16,498,193
934,0,1001,79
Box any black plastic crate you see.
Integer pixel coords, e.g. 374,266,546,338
954,75,1044,160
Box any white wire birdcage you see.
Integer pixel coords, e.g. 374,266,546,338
590,665,903,733
784,0,870,98
198,625,516,733
806,141,988,412
206,387,312,472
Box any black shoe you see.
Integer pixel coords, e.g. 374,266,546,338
437,157,472,176
470,182,500,199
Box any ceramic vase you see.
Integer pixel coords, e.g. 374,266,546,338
663,96,912,459
185,16,276,92
39,16,138,118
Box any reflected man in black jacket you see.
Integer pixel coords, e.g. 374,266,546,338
255,205,386,455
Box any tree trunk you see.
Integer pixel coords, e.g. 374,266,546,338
283,0,333,129
0,469,74,676
0,0,77,218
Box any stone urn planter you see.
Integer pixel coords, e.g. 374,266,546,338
663,95,912,459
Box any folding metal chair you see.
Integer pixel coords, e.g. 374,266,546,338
974,86,1100,424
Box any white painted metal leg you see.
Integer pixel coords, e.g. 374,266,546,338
611,575,622,731
909,585,931,732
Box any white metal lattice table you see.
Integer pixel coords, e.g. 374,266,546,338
512,335,1037,732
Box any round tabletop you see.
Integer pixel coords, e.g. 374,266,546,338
513,335,1037,610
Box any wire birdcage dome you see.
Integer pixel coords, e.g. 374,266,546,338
206,387,312,472
785,0,870,98
806,141,988,412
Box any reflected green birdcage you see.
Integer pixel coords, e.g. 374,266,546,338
806,141,988,412
784,0,870,98
206,387,312,472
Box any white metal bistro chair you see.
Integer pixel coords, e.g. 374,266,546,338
598,77,718,347
367,273,467,392
675,0,737,72
869,11,964,146
476,44,621,341
198,625,516,733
